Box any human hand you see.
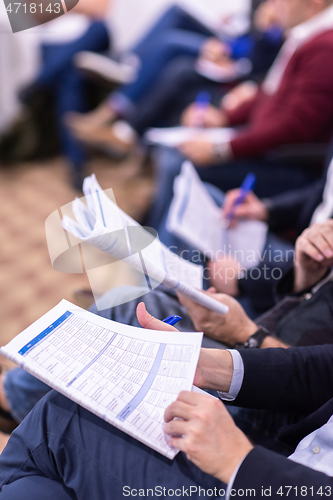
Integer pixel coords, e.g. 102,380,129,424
137,302,235,390
254,0,281,31
208,259,241,296
177,290,257,346
178,138,216,166
294,220,333,292
181,104,227,128
222,81,258,111
200,37,231,63
137,303,235,390
222,189,269,228
178,138,233,166
164,391,253,484
136,302,178,332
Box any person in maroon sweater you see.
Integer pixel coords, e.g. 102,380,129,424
172,0,333,198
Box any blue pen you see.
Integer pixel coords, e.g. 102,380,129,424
225,172,256,224
163,315,182,326
194,91,211,128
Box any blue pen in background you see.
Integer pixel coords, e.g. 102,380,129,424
224,172,256,226
194,91,211,128
163,315,182,326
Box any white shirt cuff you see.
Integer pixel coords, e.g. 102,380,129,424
218,350,244,401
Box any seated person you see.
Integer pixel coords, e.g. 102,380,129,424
19,0,112,189
67,1,283,156
147,0,333,201
1,307,333,498
154,143,333,314
1,219,333,436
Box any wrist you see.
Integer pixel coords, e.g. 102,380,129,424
293,264,329,292
216,443,254,484
201,349,234,392
212,141,233,163
258,202,269,222
236,321,258,344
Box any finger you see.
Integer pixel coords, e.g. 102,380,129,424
176,292,195,308
320,228,333,258
222,190,240,213
306,233,333,260
233,204,251,219
164,419,188,436
168,435,187,452
176,390,210,406
176,293,207,317
298,239,325,261
177,143,191,155
315,233,333,259
164,401,194,423
136,302,178,332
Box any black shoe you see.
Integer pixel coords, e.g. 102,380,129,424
18,82,42,106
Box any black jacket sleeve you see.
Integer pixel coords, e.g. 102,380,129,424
235,345,333,415
266,179,324,234
232,446,333,499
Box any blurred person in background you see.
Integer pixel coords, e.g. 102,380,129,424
144,0,333,239
151,142,333,316
67,2,283,159
3,0,112,189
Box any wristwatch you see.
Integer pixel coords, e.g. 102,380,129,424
243,326,271,349
212,141,233,162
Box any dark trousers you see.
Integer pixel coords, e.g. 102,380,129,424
38,21,110,172
130,56,224,135
0,391,225,499
117,5,213,107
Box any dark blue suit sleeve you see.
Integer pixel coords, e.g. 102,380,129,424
232,446,333,498
235,345,333,415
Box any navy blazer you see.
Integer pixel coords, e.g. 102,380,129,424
267,142,333,236
231,345,333,497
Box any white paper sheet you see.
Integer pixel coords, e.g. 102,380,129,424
145,127,236,148
166,162,268,269
195,58,252,83
0,300,203,459
62,175,229,315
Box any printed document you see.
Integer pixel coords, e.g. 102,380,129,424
0,300,203,459
166,162,268,268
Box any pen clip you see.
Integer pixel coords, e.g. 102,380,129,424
163,316,182,326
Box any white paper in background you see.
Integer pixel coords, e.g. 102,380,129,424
166,162,268,269
62,174,203,290
0,300,203,459
167,162,222,256
195,58,252,83
144,127,236,148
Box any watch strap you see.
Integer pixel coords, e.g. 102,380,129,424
243,326,271,349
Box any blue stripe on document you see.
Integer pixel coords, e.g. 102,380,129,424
177,177,192,225
67,333,117,387
116,343,166,422
18,311,73,356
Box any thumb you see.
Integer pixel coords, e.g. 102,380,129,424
136,302,178,332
